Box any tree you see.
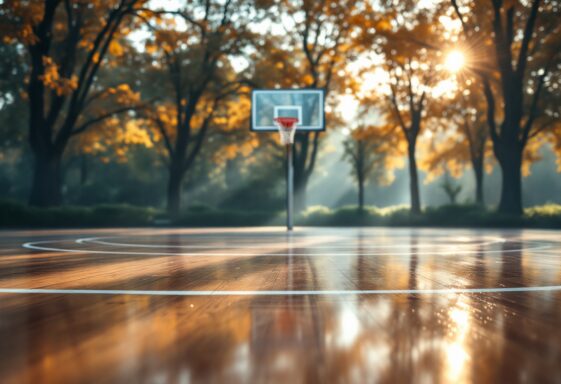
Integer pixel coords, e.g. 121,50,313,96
342,125,393,210
451,0,561,214
440,172,462,204
422,81,491,205
0,0,148,206
139,0,262,214
372,18,443,214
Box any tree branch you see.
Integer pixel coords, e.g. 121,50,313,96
71,105,143,135
506,6,514,48
152,115,174,158
450,0,469,33
491,0,513,76
389,82,408,133
521,56,554,145
517,0,541,76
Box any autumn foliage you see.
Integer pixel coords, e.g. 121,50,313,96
0,0,560,215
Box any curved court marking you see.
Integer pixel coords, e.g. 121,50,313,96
77,236,506,249
22,239,553,257
1,286,561,296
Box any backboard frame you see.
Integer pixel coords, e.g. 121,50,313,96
250,88,326,132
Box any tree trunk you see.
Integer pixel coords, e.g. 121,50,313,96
292,131,319,214
407,141,421,214
496,145,523,215
167,161,185,217
80,155,89,186
28,151,63,207
472,157,484,205
358,176,364,211
294,181,307,214
293,151,308,213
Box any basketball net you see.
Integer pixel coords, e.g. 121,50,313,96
274,117,299,145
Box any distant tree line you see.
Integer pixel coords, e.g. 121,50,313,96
0,0,559,216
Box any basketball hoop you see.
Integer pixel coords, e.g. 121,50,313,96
250,89,325,231
274,117,299,145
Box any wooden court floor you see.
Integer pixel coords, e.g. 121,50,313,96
0,227,560,383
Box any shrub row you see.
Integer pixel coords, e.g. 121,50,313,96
0,200,158,227
2,199,561,229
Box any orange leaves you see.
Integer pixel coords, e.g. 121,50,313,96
109,41,125,57
145,41,158,55
39,56,78,96
72,118,153,163
118,121,154,149
106,84,141,104
375,19,392,32
155,104,178,127
0,0,42,44
39,56,59,84
222,144,239,160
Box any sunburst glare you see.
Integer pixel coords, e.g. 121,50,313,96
444,50,466,73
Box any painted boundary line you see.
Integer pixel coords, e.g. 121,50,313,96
21,239,553,257
77,236,506,249
1,286,561,296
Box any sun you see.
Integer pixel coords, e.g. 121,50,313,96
444,50,465,73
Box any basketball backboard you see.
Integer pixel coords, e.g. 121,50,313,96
250,89,325,132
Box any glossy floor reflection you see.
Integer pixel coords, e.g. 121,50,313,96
1,227,561,383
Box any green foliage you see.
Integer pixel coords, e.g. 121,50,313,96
524,204,561,227
2,200,561,229
301,203,561,228
176,208,284,227
525,203,561,217
218,177,284,211
0,200,158,227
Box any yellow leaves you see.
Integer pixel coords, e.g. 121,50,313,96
375,19,392,32
302,74,314,86
239,86,251,94
109,40,124,57
145,42,158,54
118,121,154,149
67,75,79,91
79,40,94,50
39,56,78,96
39,55,59,82
213,117,228,125
117,84,131,92
72,117,153,163
106,83,141,104
223,144,239,160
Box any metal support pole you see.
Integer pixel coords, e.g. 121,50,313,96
286,144,294,231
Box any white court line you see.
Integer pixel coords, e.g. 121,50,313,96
22,239,552,257
78,236,506,249
1,286,561,296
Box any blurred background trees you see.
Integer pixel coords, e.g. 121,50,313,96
0,0,560,217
